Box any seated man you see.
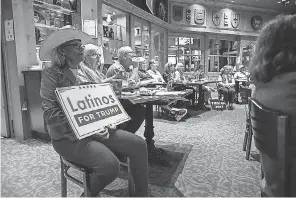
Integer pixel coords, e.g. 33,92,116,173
106,46,147,134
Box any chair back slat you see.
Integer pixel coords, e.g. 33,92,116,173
248,98,295,196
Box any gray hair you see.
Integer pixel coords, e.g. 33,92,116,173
118,46,133,60
50,45,66,68
84,44,100,57
175,63,184,70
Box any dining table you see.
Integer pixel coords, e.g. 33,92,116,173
174,79,219,110
118,89,192,166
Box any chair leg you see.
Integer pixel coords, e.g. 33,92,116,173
83,172,91,197
127,158,135,196
60,157,67,197
243,120,249,151
245,128,252,160
243,130,248,151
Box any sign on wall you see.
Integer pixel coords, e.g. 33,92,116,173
210,9,241,29
251,15,263,30
171,3,206,26
194,9,205,25
173,5,184,21
154,0,168,22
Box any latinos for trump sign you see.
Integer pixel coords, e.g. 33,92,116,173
55,83,130,140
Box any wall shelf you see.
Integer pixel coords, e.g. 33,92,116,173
33,0,74,15
35,22,60,30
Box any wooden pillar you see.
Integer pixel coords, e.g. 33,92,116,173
164,29,168,64
204,34,210,77
236,35,242,71
129,15,135,49
12,0,38,79
97,0,103,46
2,0,28,140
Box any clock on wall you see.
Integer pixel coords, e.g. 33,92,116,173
251,15,263,30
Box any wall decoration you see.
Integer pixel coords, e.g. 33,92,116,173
212,11,221,26
186,8,191,23
82,19,97,37
231,13,240,28
194,9,205,25
172,5,183,22
154,0,168,22
223,12,229,27
251,15,263,30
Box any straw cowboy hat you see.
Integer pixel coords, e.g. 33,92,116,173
39,28,92,61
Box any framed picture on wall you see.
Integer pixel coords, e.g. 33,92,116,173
154,0,168,22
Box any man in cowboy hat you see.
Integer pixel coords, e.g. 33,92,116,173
40,28,148,197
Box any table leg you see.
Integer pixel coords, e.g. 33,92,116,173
235,81,240,104
195,84,210,110
144,103,170,167
144,103,155,151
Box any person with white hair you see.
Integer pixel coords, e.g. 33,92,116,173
217,65,235,110
174,63,187,83
39,29,148,197
79,44,123,83
106,46,146,134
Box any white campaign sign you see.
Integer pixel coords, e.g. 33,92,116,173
55,83,130,140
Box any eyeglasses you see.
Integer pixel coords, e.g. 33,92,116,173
90,53,101,58
125,52,135,57
64,43,84,49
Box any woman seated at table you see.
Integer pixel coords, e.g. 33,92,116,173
174,63,212,105
218,65,235,110
234,65,250,86
162,62,175,84
79,44,123,83
39,29,148,197
136,60,188,121
234,64,251,102
147,59,165,83
250,14,296,197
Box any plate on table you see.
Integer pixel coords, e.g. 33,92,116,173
154,91,186,96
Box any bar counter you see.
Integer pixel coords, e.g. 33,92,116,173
22,70,50,142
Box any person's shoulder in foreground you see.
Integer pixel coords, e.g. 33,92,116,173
250,14,296,115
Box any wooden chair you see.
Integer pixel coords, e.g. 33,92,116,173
60,156,135,197
248,98,296,196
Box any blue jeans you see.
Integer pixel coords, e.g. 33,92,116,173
52,129,148,197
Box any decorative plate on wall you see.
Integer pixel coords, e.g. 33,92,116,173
251,15,263,30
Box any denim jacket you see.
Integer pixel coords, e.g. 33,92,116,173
40,65,96,141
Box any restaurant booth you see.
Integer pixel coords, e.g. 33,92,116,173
2,0,282,141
